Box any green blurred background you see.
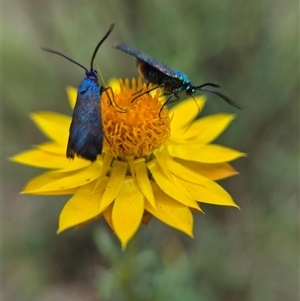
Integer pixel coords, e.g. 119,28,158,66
3,0,299,300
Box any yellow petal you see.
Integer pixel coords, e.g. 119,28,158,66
168,144,246,163
36,142,65,154
10,148,90,171
22,160,103,193
174,158,238,180
147,160,200,210
134,158,155,208
99,160,127,213
103,203,114,230
145,182,194,237
112,178,145,249
35,143,92,172
108,78,121,92
58,178,108,233
174,175,239,208
153,149,174,180
99,152,114,177
30,112,70,144
170,96,206,134
29,188,78,195
162,152,213,184
180,114,235,144
22,172,75,194
162,150,237,181
66,86,77,109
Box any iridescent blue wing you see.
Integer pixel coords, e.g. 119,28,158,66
113,43,180,79
67,78,103,162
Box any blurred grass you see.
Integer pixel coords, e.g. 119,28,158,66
3,0,299,300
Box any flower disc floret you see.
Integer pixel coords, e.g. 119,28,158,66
102,78,170,160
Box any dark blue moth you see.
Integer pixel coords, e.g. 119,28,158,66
113,43,240,109
41,24,114,162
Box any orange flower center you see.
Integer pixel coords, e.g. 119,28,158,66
101,78,170,160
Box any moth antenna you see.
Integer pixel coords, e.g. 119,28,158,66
198,87,241,110
90,23,115,70
195,82,220,89
41,47,88,72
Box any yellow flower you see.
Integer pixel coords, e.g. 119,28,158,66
11,78,245,248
